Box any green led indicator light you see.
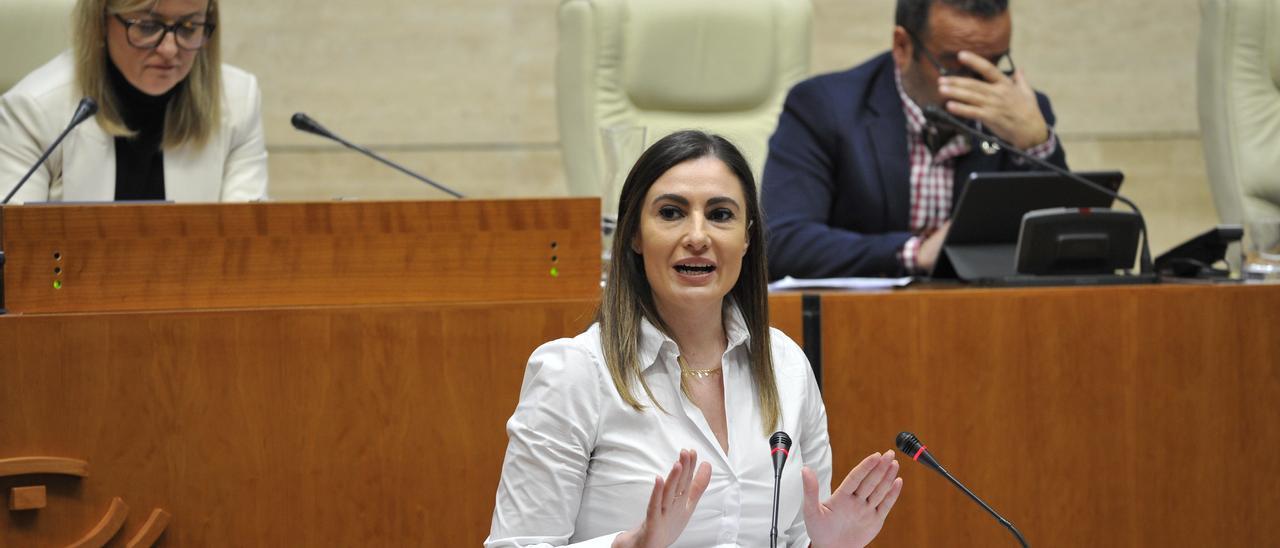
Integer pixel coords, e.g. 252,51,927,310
550,267,559,278
53,280,63,290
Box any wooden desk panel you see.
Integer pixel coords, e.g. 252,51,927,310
0,293,804,546
820,284,1280,547
767,292,805,347
0,199,601,314
5,284,1272,545
0,300,597,546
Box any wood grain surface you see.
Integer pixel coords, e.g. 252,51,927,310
8,485,47,511
0,457,89,478
66,497,128,548
0,199,601,314
2,284,1273,545
820,283,1280,547
124,508,172,548
0,299,598,546
767,291,804,347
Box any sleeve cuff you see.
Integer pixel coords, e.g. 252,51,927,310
575,532,622,548
897,236,922,273
1015,127,1058,162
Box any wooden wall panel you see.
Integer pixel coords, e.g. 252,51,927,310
0,199,601,314
820,284,1280,547
0,300,598,546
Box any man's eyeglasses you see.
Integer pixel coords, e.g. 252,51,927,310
114,14,215,51
907,30,1015,80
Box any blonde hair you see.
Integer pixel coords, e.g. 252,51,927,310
598,130,781,435
72,0,222,149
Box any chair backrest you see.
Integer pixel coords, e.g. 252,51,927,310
0,0,76,94
556,0,812,197
1198,0,1280,223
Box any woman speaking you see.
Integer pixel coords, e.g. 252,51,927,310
0,0,267,203
487,130,903,547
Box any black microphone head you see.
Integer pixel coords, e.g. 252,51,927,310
770,431,792,476
770,431,793,450
897,431,944,473
291,112,335,140
71,97,99,125
922,104,967,131
922,104,946,123
922,105,987,147
896,431,922,454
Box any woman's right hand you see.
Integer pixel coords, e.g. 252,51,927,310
613,449,712,548
801,450,903,548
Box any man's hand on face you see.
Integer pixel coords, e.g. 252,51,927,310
936,50,1049,151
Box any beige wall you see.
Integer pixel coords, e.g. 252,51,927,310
0,1,1215,254
217,0,1215,253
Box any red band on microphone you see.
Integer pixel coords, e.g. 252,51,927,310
913,445,926,462
771,447,790,457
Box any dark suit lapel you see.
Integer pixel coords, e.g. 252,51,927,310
863,59,910,231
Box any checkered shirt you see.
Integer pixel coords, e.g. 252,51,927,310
892,67,1058,272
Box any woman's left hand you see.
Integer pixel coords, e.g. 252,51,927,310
801,450,903,548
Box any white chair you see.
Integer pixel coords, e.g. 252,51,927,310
1197,0,1280,223
1,0,76,94
556,0,812,198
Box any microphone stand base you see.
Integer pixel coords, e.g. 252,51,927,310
937,243,1160,287
963,272,1160,288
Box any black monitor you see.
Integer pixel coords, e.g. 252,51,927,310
930,170,1126,283
1153,224,1243,278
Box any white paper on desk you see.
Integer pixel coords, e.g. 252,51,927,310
767,275,913,291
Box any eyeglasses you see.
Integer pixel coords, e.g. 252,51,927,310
113,14,215,51
907,30,1015,80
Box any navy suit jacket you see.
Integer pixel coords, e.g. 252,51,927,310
761,52,1068,279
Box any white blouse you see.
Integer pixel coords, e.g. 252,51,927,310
486,304,833,547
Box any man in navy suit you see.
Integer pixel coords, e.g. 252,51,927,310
761,0,1068,278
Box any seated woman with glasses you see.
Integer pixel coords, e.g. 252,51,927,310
486,130,903,548
0,0,266,203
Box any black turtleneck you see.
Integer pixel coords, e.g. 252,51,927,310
108,61,173,201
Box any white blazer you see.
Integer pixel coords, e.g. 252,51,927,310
0,52,268,203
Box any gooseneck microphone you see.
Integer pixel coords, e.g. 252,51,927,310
3,97,99,204
769,431,792,548
922,104,1153,275
290,112,463,199
896,432,1028,548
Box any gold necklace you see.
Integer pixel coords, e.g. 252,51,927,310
677,355,722,379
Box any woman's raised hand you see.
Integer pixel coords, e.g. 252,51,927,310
613,449,712,548
802,450,903,548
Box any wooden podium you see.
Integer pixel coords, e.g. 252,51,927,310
4,199,1278,546
0,199,604,546
817,284,1280,547
0,199,601,314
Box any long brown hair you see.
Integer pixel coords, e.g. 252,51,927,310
72,0,222,148
597,130,780,434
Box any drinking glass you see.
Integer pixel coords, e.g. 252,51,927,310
1243,220,1280,282
600,125,646,285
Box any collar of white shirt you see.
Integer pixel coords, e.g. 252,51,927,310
636,300,752,373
